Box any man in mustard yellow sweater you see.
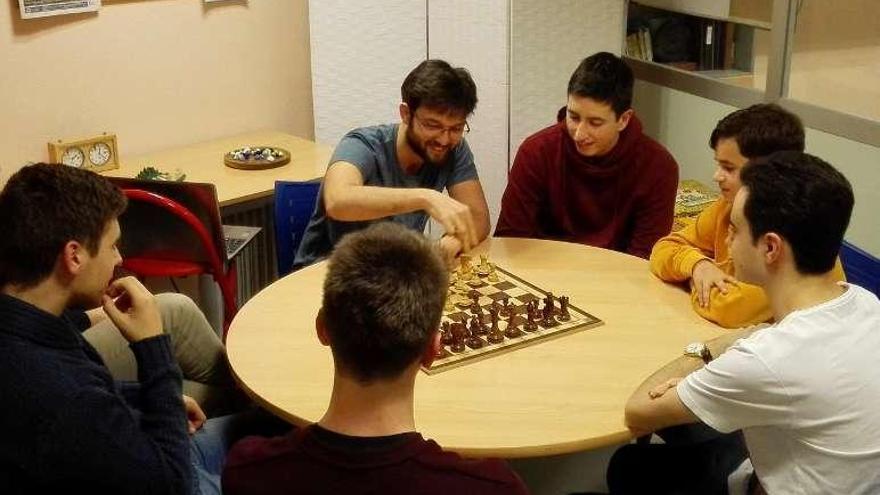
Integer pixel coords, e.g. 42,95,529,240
650,104,845,328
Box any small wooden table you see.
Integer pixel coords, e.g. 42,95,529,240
104,130,332,207
226,237,721,458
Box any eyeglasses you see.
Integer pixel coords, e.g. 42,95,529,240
413,115,470,137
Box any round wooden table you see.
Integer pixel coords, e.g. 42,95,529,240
226,237,721,458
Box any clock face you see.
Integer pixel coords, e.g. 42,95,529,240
89,142,112,166
61,147,85,168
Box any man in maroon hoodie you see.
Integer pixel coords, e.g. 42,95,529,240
496,52,679,259
222,223,529,495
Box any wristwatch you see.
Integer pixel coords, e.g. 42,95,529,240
684,342,713,364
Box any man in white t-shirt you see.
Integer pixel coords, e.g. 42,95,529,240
612,151,880,494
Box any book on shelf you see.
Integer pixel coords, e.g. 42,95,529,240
625,28,653,62
641,27,654,61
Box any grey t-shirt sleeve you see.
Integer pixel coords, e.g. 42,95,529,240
329,132,380,182
448,139,479,187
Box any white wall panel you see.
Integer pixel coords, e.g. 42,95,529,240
309,0,427,146
428,0,510,229
510,0,625,157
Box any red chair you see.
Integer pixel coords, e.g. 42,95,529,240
121,188,238,340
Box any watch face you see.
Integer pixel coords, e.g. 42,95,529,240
89,142,112,166
685,342,705,355
61,147,85,168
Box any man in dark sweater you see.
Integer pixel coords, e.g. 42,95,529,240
0,164,224,494
496,52,679,259
223,223,529,494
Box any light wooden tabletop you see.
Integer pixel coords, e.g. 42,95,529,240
226,237,722,458
104,131,332,207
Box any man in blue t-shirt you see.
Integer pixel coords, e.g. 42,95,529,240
294,59,491,269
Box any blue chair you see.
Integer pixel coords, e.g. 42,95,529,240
841,241,880,296
274,180,321,277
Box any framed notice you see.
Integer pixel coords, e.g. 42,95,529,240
18,0,101,19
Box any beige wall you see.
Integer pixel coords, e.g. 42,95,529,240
0,0,313,183
634,80,880,257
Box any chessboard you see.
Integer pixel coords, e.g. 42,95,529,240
422,255,603,374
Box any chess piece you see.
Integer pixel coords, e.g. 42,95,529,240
487,264,499,283
488,305,499,332
504,319,523,338
499,296,512,317
477,254,491,275
524,306,538,332
558,295,571,321
450,323,467,353
469,292,482,315
440,321,453,345
466,334,484,349
487,327,504,344
458,255,474,281
543,292,556,315
540,305,558,328
440,321,452,345
454,277,469,293
469,315,487,336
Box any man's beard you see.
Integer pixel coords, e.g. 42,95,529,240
405,126,451,167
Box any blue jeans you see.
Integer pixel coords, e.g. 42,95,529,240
189,410,293,495
190,415,236,495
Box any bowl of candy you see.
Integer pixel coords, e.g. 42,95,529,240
224,146,291,170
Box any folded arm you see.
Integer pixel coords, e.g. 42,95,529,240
624,326,758,436
649,200,725,282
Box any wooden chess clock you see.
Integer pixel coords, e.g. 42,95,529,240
48,133,119,172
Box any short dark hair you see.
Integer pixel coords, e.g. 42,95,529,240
740,151,853,275
710,104,805,158
567,52,634,117
0,163,127,288
321,222,449,383
401,59,478,117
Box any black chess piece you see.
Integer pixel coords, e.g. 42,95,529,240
440,321,453,345
450,323,467,353
504,322,523,338
524,306,538,332
558,295,571,321
488,306,500,332
466,335,484,349
499,296,512,317
540,306,558,328
470,301,481,316
470,314,487,336
543,292,556,316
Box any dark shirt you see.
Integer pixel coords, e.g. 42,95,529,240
0,294,191,494
496,109,679,259
222,424,530,494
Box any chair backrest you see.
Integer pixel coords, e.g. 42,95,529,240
274,180,321,277
841,241,880,296
121,188,238,339
121,189,224,272
110,177,227,263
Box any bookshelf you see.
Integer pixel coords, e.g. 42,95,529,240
625,1,769,90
